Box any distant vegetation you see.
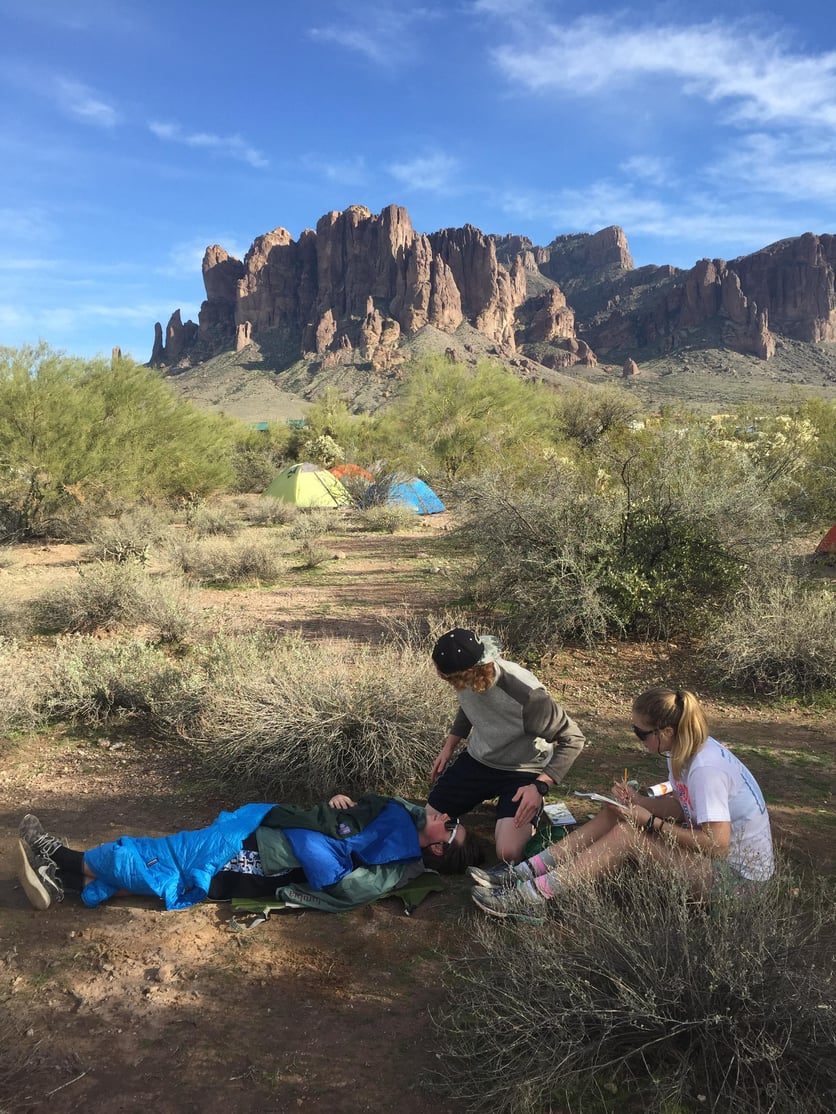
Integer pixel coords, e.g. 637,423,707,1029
2,344,835,696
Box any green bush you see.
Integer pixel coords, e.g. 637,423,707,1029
452,429,787,647
0,345,237,538
704,576,836,696
177,634,450,798
434,855,836,1114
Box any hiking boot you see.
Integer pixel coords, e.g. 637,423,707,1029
470,882,547,925
15,839,63,910
467,862,518,888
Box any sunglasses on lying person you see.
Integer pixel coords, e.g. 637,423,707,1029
444,818,460,844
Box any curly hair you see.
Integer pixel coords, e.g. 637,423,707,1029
440,661,496,694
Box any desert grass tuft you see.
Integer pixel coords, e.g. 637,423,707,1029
704,576,836,696
177,633,450,798
433,852,836,1114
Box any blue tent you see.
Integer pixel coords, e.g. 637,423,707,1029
367,476,445,515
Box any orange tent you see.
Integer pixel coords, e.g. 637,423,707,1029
814,523,836,554
329,463,375,482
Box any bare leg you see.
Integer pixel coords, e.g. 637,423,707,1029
494,817,536,862
550,824,713,890
541,807,622,864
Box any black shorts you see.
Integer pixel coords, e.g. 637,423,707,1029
428,750,543,821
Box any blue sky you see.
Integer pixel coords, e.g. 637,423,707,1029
2,0,836,362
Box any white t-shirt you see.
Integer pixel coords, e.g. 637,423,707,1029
668,736,774,881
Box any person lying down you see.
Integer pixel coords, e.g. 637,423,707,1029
15,793,482,915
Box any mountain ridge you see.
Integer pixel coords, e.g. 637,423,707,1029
149,204,836,417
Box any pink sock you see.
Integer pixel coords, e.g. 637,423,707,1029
515,848,557,881
533,874,560,899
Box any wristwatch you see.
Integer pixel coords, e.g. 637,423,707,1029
533,779,550,796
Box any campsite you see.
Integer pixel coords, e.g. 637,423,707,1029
1,491,835,1112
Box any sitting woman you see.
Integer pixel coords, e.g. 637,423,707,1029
470,687,775,922
15,792,481,915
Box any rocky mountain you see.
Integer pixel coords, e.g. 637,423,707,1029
149,204,836,410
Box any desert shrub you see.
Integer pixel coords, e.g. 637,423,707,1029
0,638,49,732
294,539,332,568
434,854,836,1114
354,504,417,533
30,561,199,641
140,576,205,645
453,431,787,648
287,508,338,540
85,505,173,562
454,466,623,647
44,635,184,725
166,535,284,585
231,495,297,527
0,598,30,639
189,505,241,537
31,560,151,633
230,426,293,494
704,576,836,696
178,634,449,797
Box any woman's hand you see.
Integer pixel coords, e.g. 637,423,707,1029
605,794,652,830
328,794,357,809
611,782,641,807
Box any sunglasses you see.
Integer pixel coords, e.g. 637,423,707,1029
632,724,658,742
444,818,460,845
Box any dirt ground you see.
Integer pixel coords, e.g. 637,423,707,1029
2,517,835,1113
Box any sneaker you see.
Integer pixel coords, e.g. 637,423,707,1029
467,862,518,888
15,839,62,910
17,814,66,910
19,814,67,860
471,882,547,925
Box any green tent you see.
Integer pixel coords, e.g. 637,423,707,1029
264,462,352,507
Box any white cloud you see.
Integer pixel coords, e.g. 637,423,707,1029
0,206,51,241
490,17,836,131
499,182,798,260
159,237,248,278
619,155,676,186
55,78,119,128
308,2,443,66
149,121,268,169
0,304,25,328
388,151,460,193
0,0,139,33
300,153,369,187
708,131,836,204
